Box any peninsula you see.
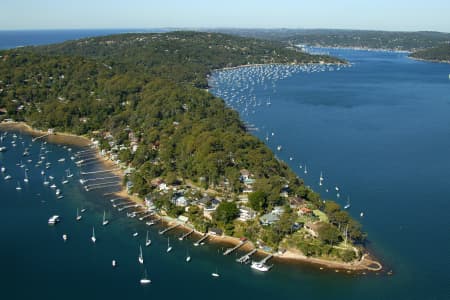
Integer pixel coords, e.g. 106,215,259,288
0,31,379,271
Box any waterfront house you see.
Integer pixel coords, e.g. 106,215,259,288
209,228,223,236
174,196,188,207
238,206,256,221
259,212,280,226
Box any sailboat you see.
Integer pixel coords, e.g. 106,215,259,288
211,268,220,277
186,249,191,262
23,169,29,183
304,164,308,174
16,181,22,190
140,269,151,285
61,175,68,184
66,169,73,178
138,245,144,264
76,208,82,221
166,237,172,253
344,197,351,209
145,231,151,247
102,210,109,226
43,176,49,185
91,226,96,243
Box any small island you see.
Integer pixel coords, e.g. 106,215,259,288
0,31,380,271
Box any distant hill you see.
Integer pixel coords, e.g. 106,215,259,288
210,29,450,52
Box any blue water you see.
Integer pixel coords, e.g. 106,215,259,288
1,32,450,299
0,29,166,50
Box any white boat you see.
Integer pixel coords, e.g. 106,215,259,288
66,169,73,178
4,175,11,180
211,268,220,277
112,260,117,268
251,262,273,272
58,158,65,163
61,176,68,184
133,232,139,237
344,197,351,210
102,210,109,226
140,269,151,285
360,212,364,217
23,169,29,183
276,145,282,151
48,215,60,225
48,175,54,180
1,166,6,172
186,250,191,262
50,184,56,189
81,208,86,213
319,171,324,181
145,231,151,247
304,164,307,174
55,189,61,195
76,208,82,221
138,245,144,264
16,181,22,190
43,176,49,185
166,237,172,253
91,226,96,243
62,234,68,241
146,220,155,226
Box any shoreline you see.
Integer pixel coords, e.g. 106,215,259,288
1,121,384,274
407,56,450,64
297,44,411,54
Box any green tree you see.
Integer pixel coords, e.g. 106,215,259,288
214,201,239,224
248,191,268,212
318,223,341,245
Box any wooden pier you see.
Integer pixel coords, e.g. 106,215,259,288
81,168,120,175
139,213,153,221
236,249,257,263
158,224,180,235
118,204,138,211
178,229,194,241
256,254,273,264
223,240,247,255
32,133,51,142
194,233,209,246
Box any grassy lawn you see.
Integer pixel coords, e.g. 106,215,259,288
313,210,329,223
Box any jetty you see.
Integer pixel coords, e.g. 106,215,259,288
118,204,138,211
81,175,120,183
81,168,120,175
139,213,153,221
236,249,257,263
255,253,273,264
178,229,194,241
32,133,51,142
223,240,247,255
158,224,180,235
194,233,209,246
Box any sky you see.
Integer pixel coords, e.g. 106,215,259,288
0,0,449,32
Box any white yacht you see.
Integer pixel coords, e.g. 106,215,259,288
48,215,60,225
76,208,82,221
186,250,191,262
16,181,22,190
145,231,151,247
62,234,68,241
138,245,144,264
91,226,96,243
140,269,151,285
102,210,109,226
251,262,273,272
166,237,172,253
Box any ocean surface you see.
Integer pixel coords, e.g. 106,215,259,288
1,31,450,300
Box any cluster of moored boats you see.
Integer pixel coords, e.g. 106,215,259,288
210,65,363,216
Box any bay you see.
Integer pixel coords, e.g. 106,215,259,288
1,31,449,299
